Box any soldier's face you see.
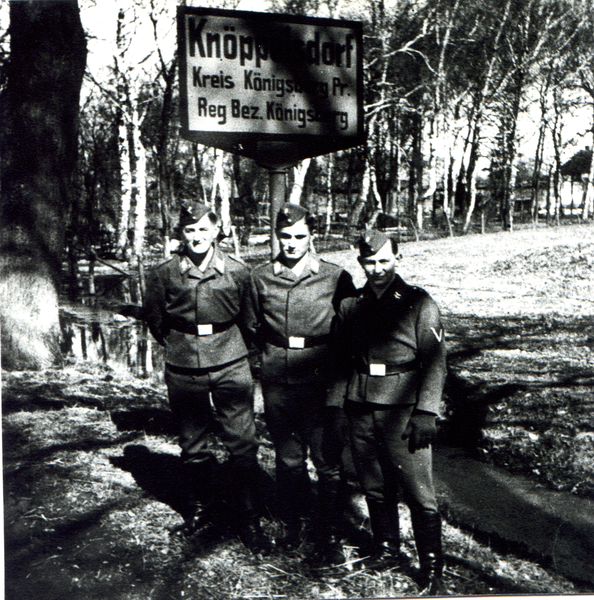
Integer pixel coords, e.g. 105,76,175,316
182,213,219,255
277,219,311,263
359,240,397,290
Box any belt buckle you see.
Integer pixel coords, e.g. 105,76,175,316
197,324,213,336
288,336,305,349
369,363,386,376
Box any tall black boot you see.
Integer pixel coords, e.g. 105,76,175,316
183,459,217,538
235,463,272,555
311,478,345,566
365,498,407,571
411,509,446,596
276,466,311,550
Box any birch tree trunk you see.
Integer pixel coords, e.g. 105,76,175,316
132,107,148,259
325,154,334,237
116,118,133,256
367,166,383,228
289,158,312,205
551,88,563,226
115,8,132,258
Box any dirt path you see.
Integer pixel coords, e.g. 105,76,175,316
434,445,594,585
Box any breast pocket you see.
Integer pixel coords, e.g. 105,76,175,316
200,277,241,321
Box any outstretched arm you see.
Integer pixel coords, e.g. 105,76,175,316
143,268,167,346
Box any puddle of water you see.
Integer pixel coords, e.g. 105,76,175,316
59,302,164,379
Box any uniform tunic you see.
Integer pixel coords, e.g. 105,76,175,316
249,254,355,505
250,254,355,384
328,273,447,513
144,246,254,369
328,274,446,411
144,245,257,467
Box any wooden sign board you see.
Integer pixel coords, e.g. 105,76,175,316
177,6,364,168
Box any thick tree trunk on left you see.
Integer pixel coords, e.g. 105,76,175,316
0,0,87,370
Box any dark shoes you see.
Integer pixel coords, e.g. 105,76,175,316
418,576,447,596
309,533,345,567
418,552,447,596
182,501,218,539
239,520,272,555
278,517,308,551
365,541,409,571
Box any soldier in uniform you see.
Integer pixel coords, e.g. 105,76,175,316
328,230,447,594
249,203,356,564
143,201,270,554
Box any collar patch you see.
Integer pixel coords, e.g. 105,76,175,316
179,255,192,274
310,256,319,274
273,261,283,276
214,254,225,274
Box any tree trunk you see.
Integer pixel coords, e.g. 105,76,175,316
325,154,334,237
116,117,132,257
132,108,147,259
582,122,594,221
508,160,517,233
411,114,424,231
115,8,132,258
463,168,478,234
211,151,232,236
289,158,312,205
367,166,383,228
192,143,206,203
502,70,524,231
461,128,480,232
531,73,550,226
551,88,563,226
0,0,87,370
349,157,372,230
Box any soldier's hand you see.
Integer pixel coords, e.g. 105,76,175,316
401,412,437,453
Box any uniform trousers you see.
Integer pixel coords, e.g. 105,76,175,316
165,357,258,469
345,401,437,514
262,381,343,520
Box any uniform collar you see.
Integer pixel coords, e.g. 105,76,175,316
272,252,319,279
361,273,407,301
179,244,225,277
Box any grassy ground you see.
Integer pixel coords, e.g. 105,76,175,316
4,222,594,599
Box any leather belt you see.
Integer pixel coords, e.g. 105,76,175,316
167,317,235,336
264,330,330,349
356,358,419,376
166,358,242,376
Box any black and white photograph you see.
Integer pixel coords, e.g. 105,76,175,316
1,0,594,598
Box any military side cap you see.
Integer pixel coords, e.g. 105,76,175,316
358,230,394,257
275,203,313,229
178,201,213,227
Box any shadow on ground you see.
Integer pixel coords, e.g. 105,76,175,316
110,407,178,437
110,445,278,531
440,314,594,451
